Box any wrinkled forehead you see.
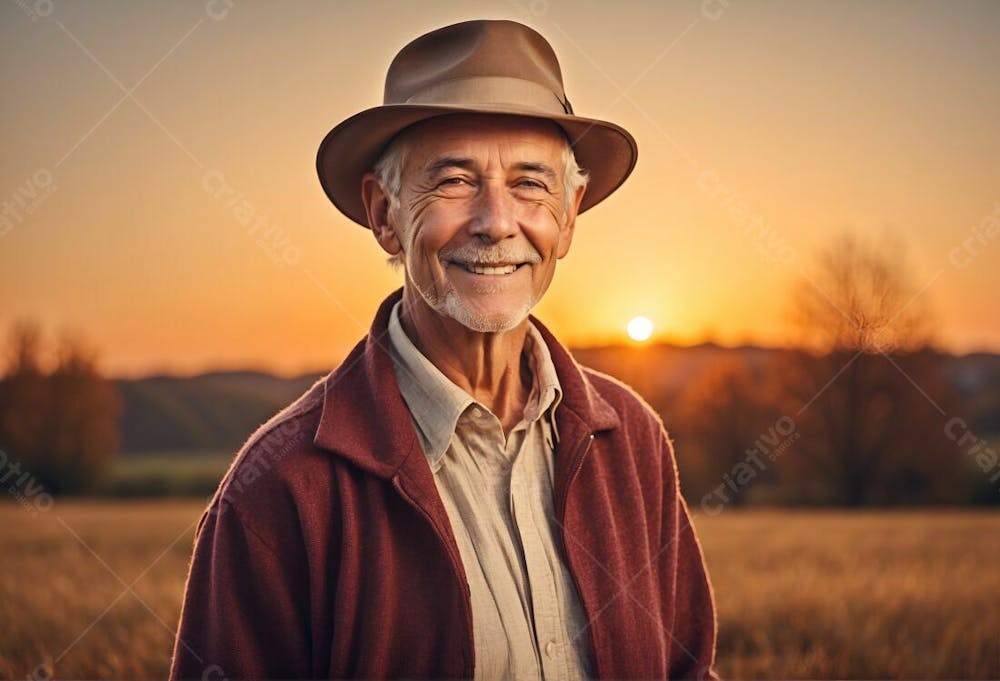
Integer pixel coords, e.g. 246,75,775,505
396,113,570,171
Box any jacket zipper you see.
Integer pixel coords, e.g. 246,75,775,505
557,432,594,522
556,432,602,677
391,475,475,677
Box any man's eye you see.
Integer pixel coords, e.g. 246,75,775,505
437,177,469,188
516,178,547,190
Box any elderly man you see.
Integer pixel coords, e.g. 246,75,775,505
170,19,716,681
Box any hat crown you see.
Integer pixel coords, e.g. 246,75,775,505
316,19,637,228
384,20,570,113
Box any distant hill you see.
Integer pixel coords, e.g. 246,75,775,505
570,342,792,397
115,347,1000,456
116,370,323,455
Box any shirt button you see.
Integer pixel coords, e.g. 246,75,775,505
544,640,556,658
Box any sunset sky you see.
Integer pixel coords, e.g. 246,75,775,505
2,0,998,377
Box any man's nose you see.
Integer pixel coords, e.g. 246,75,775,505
469,180,518,241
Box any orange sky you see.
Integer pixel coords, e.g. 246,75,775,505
2,1,998,377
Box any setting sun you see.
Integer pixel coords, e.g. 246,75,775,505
627,316,654,342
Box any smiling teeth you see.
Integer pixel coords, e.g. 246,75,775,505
466,264,518,275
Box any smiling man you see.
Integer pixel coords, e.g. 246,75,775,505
170,19,717,681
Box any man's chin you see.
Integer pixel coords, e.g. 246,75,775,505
442,293,533,334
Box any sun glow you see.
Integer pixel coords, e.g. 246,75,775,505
626,316,654,342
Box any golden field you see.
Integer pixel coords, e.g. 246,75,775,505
1,501,998,679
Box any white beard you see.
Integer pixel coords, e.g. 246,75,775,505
407,269,536,333
440,288,535,333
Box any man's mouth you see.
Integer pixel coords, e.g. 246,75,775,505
451,261,528,276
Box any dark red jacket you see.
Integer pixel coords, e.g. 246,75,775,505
169,288,717,680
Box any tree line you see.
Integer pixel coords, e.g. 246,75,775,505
0,322,120,494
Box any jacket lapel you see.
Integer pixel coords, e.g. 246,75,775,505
312,289,455,532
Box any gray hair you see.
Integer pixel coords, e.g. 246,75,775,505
373,131,589,270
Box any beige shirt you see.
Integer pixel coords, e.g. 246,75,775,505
387,300,592,681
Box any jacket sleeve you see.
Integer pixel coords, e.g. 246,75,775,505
663,435,719,680
169,499,312,680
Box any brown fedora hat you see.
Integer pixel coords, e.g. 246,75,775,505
316,19,638,228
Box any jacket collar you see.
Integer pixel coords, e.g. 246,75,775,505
313,288,620,481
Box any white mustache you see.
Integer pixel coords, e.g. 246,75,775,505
440,242,542,266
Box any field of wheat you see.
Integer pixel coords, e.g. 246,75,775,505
1,501,998,679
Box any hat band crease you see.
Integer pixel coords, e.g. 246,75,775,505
402,76,569,115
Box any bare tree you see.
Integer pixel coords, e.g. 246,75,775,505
790,233,934,353
784,234,960,505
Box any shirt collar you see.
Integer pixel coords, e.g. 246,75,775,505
387,299,562,469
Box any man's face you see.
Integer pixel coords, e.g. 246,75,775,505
382,114,583,333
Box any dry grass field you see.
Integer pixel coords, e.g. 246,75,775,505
1,501,998,679
697,510,1000,679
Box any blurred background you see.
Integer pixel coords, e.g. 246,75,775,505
1,1,998,678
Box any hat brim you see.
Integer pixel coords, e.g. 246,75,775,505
316,104,637,228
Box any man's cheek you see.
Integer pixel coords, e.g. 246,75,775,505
421,252,448,289
534,197,564,223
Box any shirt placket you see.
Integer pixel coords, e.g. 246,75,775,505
508,426,569,681
474,408,543,681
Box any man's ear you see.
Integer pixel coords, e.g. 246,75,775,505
361,173,402,256
556,184,586,259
